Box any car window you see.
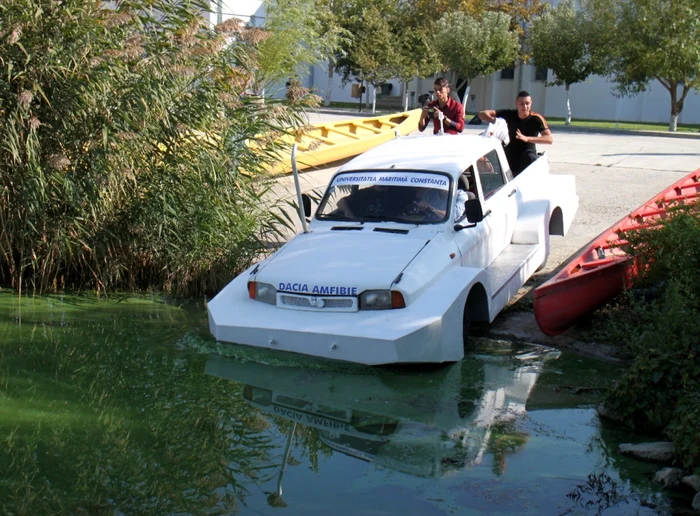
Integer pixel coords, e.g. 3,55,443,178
316,170,452,224
477,150,507,198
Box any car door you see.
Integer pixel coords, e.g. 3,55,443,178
473,149,518,266
453,166,490,268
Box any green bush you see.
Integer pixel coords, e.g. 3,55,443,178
603,203,700,468
0,0,317,296
624,203,700,299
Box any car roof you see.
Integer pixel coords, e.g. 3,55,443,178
338,134,499,178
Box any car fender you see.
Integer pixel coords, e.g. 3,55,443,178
408,265,491,359
515,155,578,238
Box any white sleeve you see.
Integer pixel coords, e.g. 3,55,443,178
453,190,469,221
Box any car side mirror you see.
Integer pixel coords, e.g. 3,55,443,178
301,193,312,218
465,199,483,223
453,199,484,231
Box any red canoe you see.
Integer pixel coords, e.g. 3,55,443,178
533,169,700,336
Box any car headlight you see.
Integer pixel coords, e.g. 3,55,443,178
247,281,277,305
359,290,406,310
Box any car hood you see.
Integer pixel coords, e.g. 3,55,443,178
255,230,434,295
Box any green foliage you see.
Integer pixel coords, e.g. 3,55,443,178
667,390,700,470
0,0,317,296
389,6,439,84
625,204,700,297
586,0,700,130
432,11,520,89
350,4,400,86
257,0,344,88
603,204,700,468
528,0,608,89
332,0,439,87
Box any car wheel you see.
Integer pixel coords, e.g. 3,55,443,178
462,302,471,351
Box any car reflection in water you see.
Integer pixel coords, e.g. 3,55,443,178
205,343,560,486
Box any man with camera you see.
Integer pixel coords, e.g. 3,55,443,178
418,78,464,135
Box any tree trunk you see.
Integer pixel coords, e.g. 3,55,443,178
372,85,377,114
565,84,571,125
359,80,365,112
462,84,471,115
669,113,678,132
668,82,678,132
450,70,458,88
325,59,334,107
403,81,409,111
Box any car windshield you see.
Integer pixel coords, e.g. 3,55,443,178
316,171,452,224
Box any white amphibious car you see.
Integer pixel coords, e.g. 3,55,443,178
208,134,578,365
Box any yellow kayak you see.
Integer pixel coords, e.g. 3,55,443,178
267,109,422,174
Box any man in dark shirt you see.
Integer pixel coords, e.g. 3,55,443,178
418,78,464,135
478,91,553,176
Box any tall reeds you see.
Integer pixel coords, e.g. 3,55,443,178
0,0,316,296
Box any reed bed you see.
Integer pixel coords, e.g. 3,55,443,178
0,0,316,296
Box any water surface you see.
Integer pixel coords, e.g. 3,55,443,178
0,293,689,514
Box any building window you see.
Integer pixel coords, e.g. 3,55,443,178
500,65,515,80
535,66,548,82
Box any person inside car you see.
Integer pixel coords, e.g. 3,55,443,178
337,185,413,219
413,187,470,221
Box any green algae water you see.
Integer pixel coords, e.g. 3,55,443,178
0,293,691,514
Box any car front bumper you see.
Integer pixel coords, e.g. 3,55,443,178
207,272,468,365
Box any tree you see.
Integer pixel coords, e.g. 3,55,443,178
528,0,608,124
488,0,545,26
352,5,401,112
588,0,700,131
487,0,546,95
410,0,545,22
432,11,519,108
332,0,415,112
255,0,344,92
388,1,442,111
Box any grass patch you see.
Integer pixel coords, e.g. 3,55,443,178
532,117,699,133
325,106,700,134
327,101,407,112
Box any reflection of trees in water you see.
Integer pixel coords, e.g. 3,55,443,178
276,419,332,474
567,472,630,515
486,422,529,476
457,357,486,419
0,297,276,514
